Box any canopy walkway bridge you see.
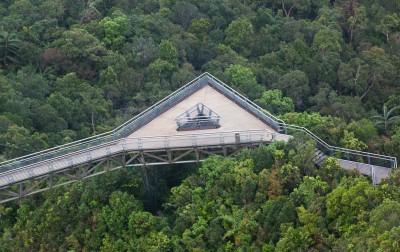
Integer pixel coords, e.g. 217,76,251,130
0,73,397,204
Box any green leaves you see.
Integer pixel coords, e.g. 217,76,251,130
318,157,344,185
189,18,212,36
340,130,368,151
312,28,343,59
383,129,400,160
99,15,129,49
158,39,178,65
225,64,265,100
370,199,400,233
371,105,400,134
225,18,254,56
0,31,21,67
255,89,294,115
326,177,383,234
171,1,199,30
272,70,310,109
377,13,400,41
0,1,400,251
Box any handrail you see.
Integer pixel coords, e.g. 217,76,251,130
283,124,335,150
207,74,286,129
0,129,274,177
0,72,286,171
124,128,273,141
0,72,397,174
177,118,221,124
281,123,398,168
283,124,396,159
0,134,112,167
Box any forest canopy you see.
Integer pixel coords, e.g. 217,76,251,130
1,0,400,251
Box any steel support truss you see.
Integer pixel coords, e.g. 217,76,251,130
0,142,263,204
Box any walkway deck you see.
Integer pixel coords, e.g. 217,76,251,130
0,133,392,189
0,129,284,189
0,81,292,191
0,73,396,203
338,159,391,183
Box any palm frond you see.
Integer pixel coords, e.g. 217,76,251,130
373,121,384,129
387,106,400,117
370,115,384,120
387,115,400,124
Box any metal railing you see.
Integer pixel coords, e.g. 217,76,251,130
206,75,285,132
0,129,275,184
1,72,396,177
0,73,285,174
176,118,221,130
281,124,398,169
175,102,220,129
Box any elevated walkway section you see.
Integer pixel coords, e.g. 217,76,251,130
285,124,397,183
0,73,397,203
0,129,280,189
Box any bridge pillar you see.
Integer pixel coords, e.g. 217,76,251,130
140,166,160,212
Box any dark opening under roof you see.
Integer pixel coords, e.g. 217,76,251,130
175,103,220,131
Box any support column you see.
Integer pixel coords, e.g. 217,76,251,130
140,165,160,213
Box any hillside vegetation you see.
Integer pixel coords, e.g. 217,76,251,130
1,0,400,251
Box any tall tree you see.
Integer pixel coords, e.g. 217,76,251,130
0,31,21,67
370,105,400,134
336,0,367,47
99,14,129,50
225,18,254,56
225,64,265,100
377,13,400,42
171,1,200,30
255,89,294,115
272,70,310,109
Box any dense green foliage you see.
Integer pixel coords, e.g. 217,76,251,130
1,0,400,251
2,144,400,251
